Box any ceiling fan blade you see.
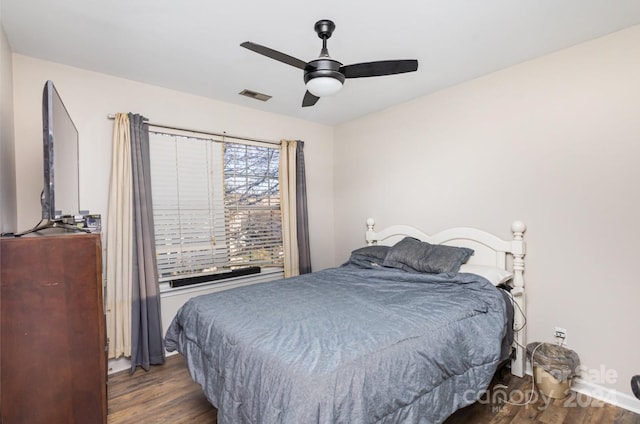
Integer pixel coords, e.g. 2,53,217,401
340,60,418,78
302,91,320,107
240,42,307,70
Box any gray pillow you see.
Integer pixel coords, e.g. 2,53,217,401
383,237,474,274
347,245,390,268
351,245,389,262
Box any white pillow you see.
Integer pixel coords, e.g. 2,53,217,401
458,264,513,285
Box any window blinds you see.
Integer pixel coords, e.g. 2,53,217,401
149,132,283,282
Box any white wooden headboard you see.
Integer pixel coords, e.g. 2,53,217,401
364,218,527,377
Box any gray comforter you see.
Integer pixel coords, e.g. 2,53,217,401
165,265,510,424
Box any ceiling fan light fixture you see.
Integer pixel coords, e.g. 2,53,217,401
306,76,343,97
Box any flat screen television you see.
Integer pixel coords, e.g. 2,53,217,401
15,80,82,236
41,80,80,221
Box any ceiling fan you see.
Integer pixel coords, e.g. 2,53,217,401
241,20,419,107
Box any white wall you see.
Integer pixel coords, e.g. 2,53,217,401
0,24,16,233
334,25,640,397
11,55,335,272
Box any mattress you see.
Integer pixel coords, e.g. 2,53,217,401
165,264,512,424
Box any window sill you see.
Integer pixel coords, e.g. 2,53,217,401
159,267,284,298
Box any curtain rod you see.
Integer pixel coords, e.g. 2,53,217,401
107,114,280,146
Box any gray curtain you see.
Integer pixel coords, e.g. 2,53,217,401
295,141,311,274
129,113,165,373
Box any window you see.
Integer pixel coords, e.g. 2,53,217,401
224,143,282,268
149,130,283,284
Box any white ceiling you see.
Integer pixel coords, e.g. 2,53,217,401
3,0,640,126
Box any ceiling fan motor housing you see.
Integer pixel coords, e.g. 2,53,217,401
304,58,345,84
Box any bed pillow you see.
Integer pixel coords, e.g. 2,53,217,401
382,237,474,274
346,245,390,268
458,264,513,285
351,245,389,262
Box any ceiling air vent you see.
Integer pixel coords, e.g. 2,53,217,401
239,89,272,102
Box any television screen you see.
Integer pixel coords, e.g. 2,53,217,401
42,80,80,220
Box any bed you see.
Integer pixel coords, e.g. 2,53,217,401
164,219,527,423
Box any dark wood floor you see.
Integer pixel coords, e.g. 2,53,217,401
107,354,640,423
107,354,217,423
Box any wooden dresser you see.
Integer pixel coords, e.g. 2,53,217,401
1,232,107,423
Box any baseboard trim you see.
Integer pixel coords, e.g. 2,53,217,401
571,378,640,415
107,356,131,375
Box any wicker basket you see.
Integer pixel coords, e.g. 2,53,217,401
534,366,572,399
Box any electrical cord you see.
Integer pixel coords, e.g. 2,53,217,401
499,286,540,407
497,285,527,375
10,218,46,237
511,297,526,332
496,284,548,407
501,287,526,332
503,341,545,406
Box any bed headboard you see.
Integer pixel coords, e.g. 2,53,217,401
364,218,526,293
364,218,528,377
